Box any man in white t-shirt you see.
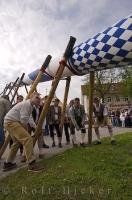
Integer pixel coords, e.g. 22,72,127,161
3,92,44,172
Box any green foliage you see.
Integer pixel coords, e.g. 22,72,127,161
83,69,122,99
121,66,132,97
0,133,132,200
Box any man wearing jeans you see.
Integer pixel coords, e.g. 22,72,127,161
3,92,44,172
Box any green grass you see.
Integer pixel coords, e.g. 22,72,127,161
0,133,132,200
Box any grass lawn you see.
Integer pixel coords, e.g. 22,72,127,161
0,133,132,200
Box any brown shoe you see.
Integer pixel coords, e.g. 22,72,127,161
28,161,45,172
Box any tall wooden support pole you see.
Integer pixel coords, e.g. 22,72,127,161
88,70,95,144
60,77,71,132
33,36,76,145
26,55,52,100
7,77,19,96
10,73,25,104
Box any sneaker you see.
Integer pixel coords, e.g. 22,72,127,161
52,142,56,147
94,141,102,145
111,140,117,145
42,144,49,148
28,161,45,172
3,162,17,172
58,143,62,148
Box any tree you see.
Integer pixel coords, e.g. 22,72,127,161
83,68,122,101
121,66,132,97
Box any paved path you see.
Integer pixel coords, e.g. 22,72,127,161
0,127,131,180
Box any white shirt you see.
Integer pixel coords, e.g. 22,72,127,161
4,100,33,125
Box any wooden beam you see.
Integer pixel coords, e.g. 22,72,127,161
26,55,52,99
88,70,95,144
60,77,71,132
10,73,25,104
7,77,19,96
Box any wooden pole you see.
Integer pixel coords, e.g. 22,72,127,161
7,77,19,96
60,77,71,132
24,84,28,94
33,36,76,145
10,73,25,104
26,55,52,100
88,70,95,144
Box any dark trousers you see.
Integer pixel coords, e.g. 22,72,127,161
49,123,62,138
64,123,70,142
45,123,49,135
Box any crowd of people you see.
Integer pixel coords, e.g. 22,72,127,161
110,108,132,128
0,93,131,172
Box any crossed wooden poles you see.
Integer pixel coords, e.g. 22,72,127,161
0,36,76,158
0,36,95,159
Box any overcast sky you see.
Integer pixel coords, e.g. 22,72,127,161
0,0,131,102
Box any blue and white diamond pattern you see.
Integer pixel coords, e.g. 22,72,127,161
68,14,132,74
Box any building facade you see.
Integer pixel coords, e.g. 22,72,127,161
81,82,132,113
